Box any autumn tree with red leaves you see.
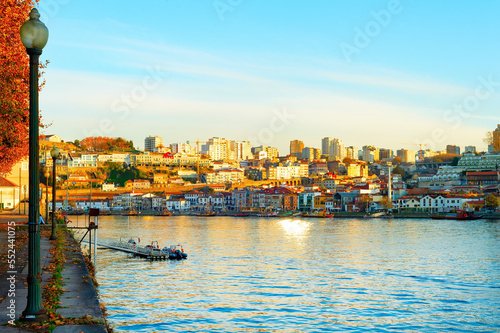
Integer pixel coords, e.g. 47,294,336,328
0,0,44,174
80,136,135,152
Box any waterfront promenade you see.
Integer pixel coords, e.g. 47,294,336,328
0,213,108,332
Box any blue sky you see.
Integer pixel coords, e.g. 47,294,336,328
36,0,500,153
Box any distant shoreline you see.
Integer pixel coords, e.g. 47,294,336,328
61,211,500,220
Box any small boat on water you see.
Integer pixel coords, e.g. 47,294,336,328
161,244,188,260
155,209,173,216
257,213,279,217
129,239,188,260
364,212,386,218
301,211,333,218
122,210,139,216
196,210,217,216
257,209,279,217
430,210,484,220
279,212,293,217
232,213,249,217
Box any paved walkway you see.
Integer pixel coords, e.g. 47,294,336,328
0,215,108,332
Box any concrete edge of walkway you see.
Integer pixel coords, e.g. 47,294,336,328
0,225,109,332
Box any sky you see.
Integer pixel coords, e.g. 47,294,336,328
36,0,500,153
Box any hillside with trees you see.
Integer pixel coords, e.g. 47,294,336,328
80,136,134,152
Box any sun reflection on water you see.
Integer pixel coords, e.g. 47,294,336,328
278,219,311,238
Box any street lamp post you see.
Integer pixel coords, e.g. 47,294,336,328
50,146,60,240
44,168,49,222
19,8,48,322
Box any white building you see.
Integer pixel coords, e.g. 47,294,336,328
0,177,20,210
331,139,345,160
112,192,143,209
230,141,253,160
97,153,130,164
419,195,482,212
266,164,307,180
69,154,98,168
204,170,244,184
345,146,358,160
101,183,117,192
201,137,232,160
171,143,195,155
166,198,190,211
198,194,225,210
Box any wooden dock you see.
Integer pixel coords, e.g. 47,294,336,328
78,235,177,260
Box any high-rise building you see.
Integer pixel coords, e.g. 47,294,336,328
201,137,232,160
379,148,393,160
321,137,332,155
446,145,460,155
345,146,357,160
252,145,279,159
230,141,252,160
322,137,345,160
361,146,379,162
290,140,304,158
171,143,195,155
396,149,416,163
144,135,163,152
330,138,345,160
302,147,321,161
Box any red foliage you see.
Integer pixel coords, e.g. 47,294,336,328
0,0,42,174
80,136,133,151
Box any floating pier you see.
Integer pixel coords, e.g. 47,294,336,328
78,235,186,260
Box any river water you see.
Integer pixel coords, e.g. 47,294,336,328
91,216,500,332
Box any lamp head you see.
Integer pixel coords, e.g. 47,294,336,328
20,8,49,51
50,146,60,159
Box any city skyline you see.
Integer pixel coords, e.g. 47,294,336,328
37,1,500,153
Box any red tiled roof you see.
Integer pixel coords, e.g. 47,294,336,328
0,177,18,187
407,188,429,195
467,171,499,176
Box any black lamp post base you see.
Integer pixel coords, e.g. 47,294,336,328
20,311,47,322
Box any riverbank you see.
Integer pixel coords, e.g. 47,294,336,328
0,216,109,332
61,210,500,220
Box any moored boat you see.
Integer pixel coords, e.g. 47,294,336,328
155,209,173,216
257,212,279,217
122,210,139,216
364,212,386,218
430,210,484,220
301,210,333,218
196,210,217,216
162,244,188,260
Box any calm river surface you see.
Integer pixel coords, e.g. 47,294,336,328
90,216,500,332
